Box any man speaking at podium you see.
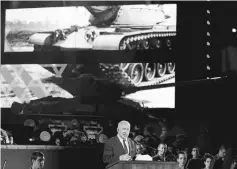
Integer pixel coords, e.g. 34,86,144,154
103,120,137,165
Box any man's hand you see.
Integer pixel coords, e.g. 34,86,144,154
119,154,132,161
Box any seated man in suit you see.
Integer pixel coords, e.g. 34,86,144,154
230,158,237,169
153,143,168,161
103,120,137,165
211,145,227,169
177,151,188,169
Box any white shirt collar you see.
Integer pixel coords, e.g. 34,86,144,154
117,134,128,142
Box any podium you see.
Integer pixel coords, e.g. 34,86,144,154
106,161,178,169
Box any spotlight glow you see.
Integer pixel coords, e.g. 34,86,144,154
232,28,236,33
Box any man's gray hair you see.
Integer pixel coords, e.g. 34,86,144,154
117,120,130,128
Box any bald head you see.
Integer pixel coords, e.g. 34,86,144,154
117,120,130,140
118,121,130,128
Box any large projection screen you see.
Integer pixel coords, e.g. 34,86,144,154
2,3,176,109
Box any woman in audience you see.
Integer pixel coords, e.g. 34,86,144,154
202,153,214,169
186,146,204,169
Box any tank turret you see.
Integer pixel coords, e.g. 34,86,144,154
85,5,170,27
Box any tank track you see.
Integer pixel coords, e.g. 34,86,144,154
118,31,176,50
41,63,174,94
99,63,135,88
138,73,175,87
98,63,175,91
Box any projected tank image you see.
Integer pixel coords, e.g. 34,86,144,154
5,4,176,86
29,5,176,51
0,64,175,109
5,4,176,52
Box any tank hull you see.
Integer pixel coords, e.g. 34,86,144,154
92,27,176,50
28,26,175,50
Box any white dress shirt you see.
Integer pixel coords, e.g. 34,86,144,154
117,135,129,154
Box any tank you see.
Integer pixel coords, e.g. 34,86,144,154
28,5,176,86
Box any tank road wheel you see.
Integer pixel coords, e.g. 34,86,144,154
119,63,129,71
166,62,175,74
128,63,144,86
141,40,150,50
156,39,162,49
144,63,156,81
150,39,162,49
166,39,172,49
156,63,167,77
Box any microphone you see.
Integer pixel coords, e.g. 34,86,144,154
132,139,158,153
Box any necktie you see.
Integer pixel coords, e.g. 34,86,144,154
123,139,128,154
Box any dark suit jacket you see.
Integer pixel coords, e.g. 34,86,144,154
212,155,224,169
186,158,204,169
103,136,137,164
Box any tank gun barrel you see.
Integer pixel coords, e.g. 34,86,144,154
122,76,226,95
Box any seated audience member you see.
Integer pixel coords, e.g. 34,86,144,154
135,143,145,155
186,146,204,169
30,151,45,169
202,154,214,169
153,143,167,161
103,120,137,165
211,145,227,169
165,145,177,161
177,151,188,169
230,158,237,169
